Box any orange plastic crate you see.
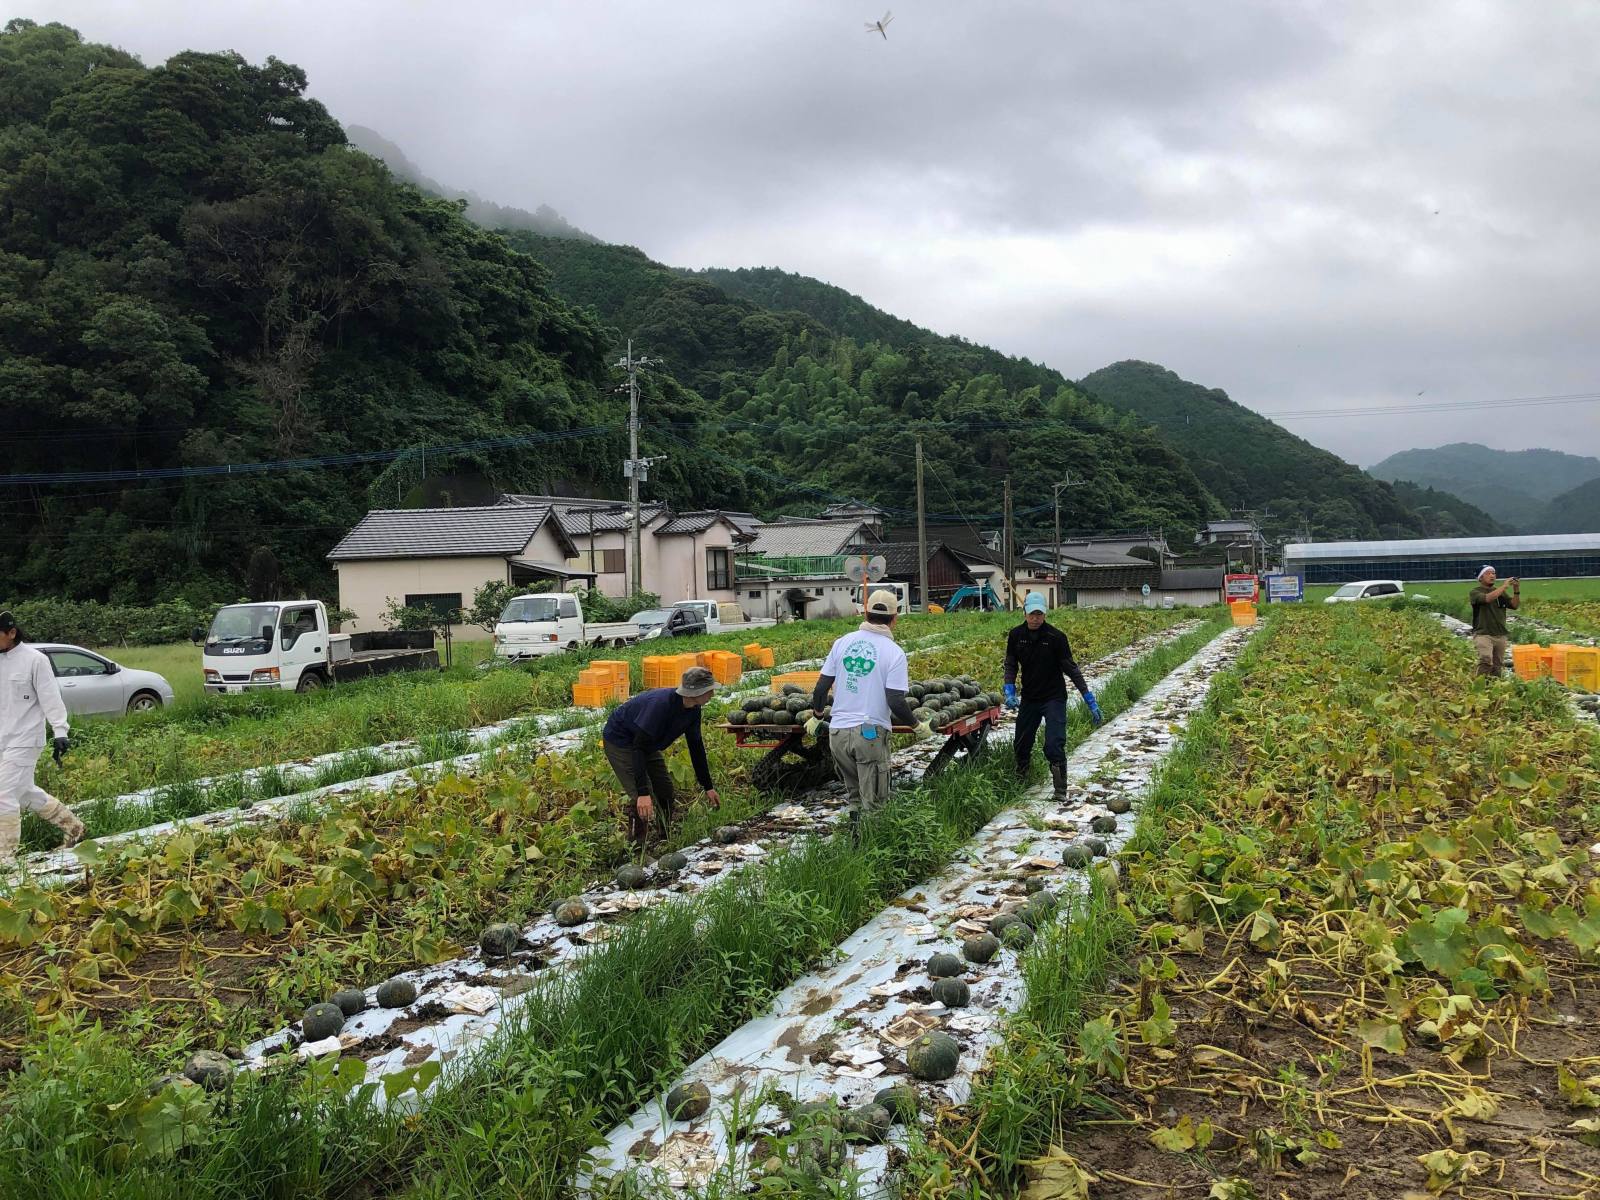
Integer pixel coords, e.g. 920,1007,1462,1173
571,682,610,707
590,659,631,698
1512,644,1552,681
641,655,671,688
1559,646,1600,692
770,670,821,695
705,651,744,685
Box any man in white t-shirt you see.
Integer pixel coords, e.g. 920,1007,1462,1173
811,589,917,820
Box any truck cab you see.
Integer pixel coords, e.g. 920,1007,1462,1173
670,599,722,635
203,601,332,693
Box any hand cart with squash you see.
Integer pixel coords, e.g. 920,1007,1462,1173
717,703,1003,795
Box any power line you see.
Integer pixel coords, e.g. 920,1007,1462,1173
1262,391,1600,420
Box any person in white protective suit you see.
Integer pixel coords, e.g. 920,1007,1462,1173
0,610,84,861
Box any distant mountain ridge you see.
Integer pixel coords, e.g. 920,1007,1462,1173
1533,476,1600,534
1368,443,1600,531
344,124,595,242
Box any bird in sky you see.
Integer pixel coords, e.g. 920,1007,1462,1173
866,11,893,39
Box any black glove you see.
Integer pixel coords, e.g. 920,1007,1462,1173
52,736,69,766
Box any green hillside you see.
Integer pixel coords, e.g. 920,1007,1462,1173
1367,442,1600,531
513,237,1223,535
1386,481,1504,537
1078,361,1429,541
1532,476,1600,533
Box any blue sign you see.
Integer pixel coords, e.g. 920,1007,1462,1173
1264,573,1303,603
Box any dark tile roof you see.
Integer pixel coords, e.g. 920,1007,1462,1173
849,541,971,579
748,521,873,557
1159,568,1225,590
1063,563,1160,590
552,502,664,535
328,505,568,561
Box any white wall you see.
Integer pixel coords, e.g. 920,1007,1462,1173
1074,588,1219,609
335,555,509,638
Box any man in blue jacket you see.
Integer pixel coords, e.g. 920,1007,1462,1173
603,665,721,843
1003,593,1102,801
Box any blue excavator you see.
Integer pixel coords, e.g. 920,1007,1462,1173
943,583,1004,612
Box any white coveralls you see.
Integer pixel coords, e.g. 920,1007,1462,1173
0,642,83,861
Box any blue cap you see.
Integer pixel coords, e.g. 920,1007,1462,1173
1023,593,1047,614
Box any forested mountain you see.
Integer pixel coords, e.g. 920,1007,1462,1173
1078,362,1430,542
1532,477,1600,534
517,236,1223,536
1386,482,1504,537
344,124,595,242
1367,443,1600,531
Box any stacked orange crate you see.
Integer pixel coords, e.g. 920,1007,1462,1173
590,659,630,700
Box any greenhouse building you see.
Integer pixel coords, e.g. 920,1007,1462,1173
1283,533,1600,584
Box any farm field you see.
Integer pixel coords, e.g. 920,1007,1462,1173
916,604,1600,1199
0,607,1211,1199
1304,577,1600,605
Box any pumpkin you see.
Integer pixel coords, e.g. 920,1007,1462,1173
1029,889,1060,916
926,951,964,978
1106,794,1132,815
906,1030,961,1081
1085,838,1108,857
553,899,590,927
932,977,970,1008
331,988,367,1017
874,1084,920,1124
844,1103,893,1142
963,933,1000,964
301,1002,345,1042
727,710,747,726
183,1049,234,1092
479,923,521,958
1001,922,1034,949
989,912,1022,937
375,977,416,1008
742,697,767,713
666,1081,712,1120
1060,844,1092,868
714,825,742,845
1090,814,1118,834
615,864,649,890
656,851,689,874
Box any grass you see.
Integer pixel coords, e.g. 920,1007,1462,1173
1303,575,1600,604
0,616,1227,1200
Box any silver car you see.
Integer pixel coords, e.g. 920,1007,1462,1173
34,643,176,717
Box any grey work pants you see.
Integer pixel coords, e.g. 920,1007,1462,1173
829,724,892,814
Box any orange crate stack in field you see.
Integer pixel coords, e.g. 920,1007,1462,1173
770,670,821,695
589,659,631,699
571,680,610,707
1512,644,1553,681
1555,645,1600,692
641,655,673,688
744,645,776,669
702,650,744,686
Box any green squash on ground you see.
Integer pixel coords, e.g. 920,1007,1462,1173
906,1030,961,1081
1106,794,1132,814
844,1102,893,1142
714,825,743,844
988,912,1022,937
1060,844,1092,868
1085,838,1108,857
932,977,971,1008
1001,922,1035,950
656,851,689,874
375,977,417,1008
1090,814,1118,834
553,899,590,927
874,1084,920,1124
963,933,1000,964
926,951,964,978
301,1002,345,1042
183,1050,234,1092
331,988,368,1017
789,1099,841,1127
479,922,521,957
615,864,649,890
1029,889,1060,915
666,1081,712,1121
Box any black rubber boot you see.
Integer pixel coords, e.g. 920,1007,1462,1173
1050,760,1067,802
1014,756,1029,780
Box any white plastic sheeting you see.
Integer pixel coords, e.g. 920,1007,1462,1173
586,627,1251,1195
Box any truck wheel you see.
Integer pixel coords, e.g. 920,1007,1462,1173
126,690,163,714
296,672,325,694
567,642,579,652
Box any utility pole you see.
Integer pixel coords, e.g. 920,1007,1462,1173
1002,476,1014,611
915,437,928,612
1050,474,1083,605
616,340,663,597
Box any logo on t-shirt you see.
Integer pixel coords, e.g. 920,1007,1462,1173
840,637,878,694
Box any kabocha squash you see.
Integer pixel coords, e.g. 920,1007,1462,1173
963,933,1000,964
301,1002,345,1042
906,1030,961,1081
1090,814,1118,834
1029,888,1059,916
183,1050,233,1092
1085,838,1108,857
1106,794,1132,815
375,977,416,1008
331,988,367,1017
666,1081,712,1121
727,710,747,726
479,923,521,957
553,899,590,927
1001,922,1034,949
615,864,649,890
844,1102,893,1142
989,912,1022,937
1060,844,1092,868
714,826,743,845
656,851,689,874
874,1084,920,1124
932,977,970,1008
926,951,964,978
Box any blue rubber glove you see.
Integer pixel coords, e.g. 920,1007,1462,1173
1083,691,1103,726
1003,683,1019,709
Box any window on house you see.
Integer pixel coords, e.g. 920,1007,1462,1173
404,593,462,622
599,548,625,573
748,590,761,599
706,547,732,591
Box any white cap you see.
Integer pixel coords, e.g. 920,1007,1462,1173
1477,565,1495,581
865,589,900,616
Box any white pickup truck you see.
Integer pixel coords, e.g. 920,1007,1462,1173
493,593,640,660
668,599,775,636
203,600,439,694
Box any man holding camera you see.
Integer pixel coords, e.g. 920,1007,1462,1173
1468,565,1519,677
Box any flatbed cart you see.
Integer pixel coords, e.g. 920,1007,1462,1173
719,704,1004,794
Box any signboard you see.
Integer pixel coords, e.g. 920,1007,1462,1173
1224,573,1259,602
1264,573,1303,603
1140,583,1151,596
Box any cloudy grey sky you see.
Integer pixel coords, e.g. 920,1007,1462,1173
23,0,1600,465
